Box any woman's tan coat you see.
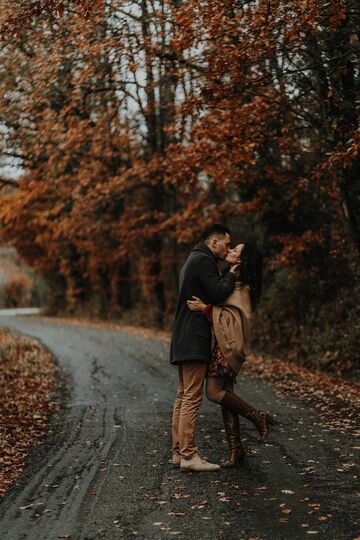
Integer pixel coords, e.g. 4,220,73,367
212,283,252,376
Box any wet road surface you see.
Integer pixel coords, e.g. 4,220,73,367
0,317,358,540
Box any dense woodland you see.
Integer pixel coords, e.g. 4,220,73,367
0,1,359,376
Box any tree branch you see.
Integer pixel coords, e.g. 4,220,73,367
0,177,18,188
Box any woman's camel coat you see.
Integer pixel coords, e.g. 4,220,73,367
212,283,252,376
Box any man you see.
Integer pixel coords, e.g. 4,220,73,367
170,224,236,472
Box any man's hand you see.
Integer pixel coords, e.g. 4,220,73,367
187,296,207,313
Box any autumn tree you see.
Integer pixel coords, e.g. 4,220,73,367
0,1,182,323
0,0,358,372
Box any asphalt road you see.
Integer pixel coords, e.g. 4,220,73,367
0,317,358,540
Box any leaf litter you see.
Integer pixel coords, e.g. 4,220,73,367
0,328,58,497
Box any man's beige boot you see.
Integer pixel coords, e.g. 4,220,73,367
180,453,220,472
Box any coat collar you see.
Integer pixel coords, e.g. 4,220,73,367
192,242,217,261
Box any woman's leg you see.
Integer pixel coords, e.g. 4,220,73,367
220,388,276,444
221,379,245,467
207,375,275,444
205,375,227,403
206,376,275,443
206,377,245,466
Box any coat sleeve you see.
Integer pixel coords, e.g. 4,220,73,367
204,304,213,323
197,256,235,304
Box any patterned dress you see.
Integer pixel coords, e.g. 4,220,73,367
204,304,237,380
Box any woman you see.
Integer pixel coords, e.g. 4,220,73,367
187,242,275,468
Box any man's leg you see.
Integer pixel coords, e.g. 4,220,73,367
171,364,184,457
178,360,208,460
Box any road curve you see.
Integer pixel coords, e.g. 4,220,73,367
0,317,358,540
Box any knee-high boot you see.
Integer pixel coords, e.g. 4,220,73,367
220,391,276,444
221,407,245,467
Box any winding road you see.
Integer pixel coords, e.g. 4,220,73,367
0,317,358,539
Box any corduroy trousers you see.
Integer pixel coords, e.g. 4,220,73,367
171,360,208,459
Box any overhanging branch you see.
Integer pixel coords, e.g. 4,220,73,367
0,177,18,188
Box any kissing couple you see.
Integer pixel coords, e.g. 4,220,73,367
170,224,276,472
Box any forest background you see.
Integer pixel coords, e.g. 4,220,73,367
0,0,359,378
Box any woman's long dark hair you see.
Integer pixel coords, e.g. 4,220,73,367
235,242,262,311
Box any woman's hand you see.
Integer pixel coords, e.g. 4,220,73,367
187,296,207,313
229,264,239,274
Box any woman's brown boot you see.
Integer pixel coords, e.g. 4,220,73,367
245,410,276,444
220,391,276,444
221,406,245,467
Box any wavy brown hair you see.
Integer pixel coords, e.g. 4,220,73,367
234,242,262,311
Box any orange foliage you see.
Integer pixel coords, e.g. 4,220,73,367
0,0,358,329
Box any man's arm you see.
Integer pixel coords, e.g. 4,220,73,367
197,256,235,304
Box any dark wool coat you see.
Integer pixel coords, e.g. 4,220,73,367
170,242,236,365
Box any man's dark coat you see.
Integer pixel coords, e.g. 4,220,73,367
170,242,236,365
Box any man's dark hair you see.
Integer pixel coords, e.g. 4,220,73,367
201,224,231,242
